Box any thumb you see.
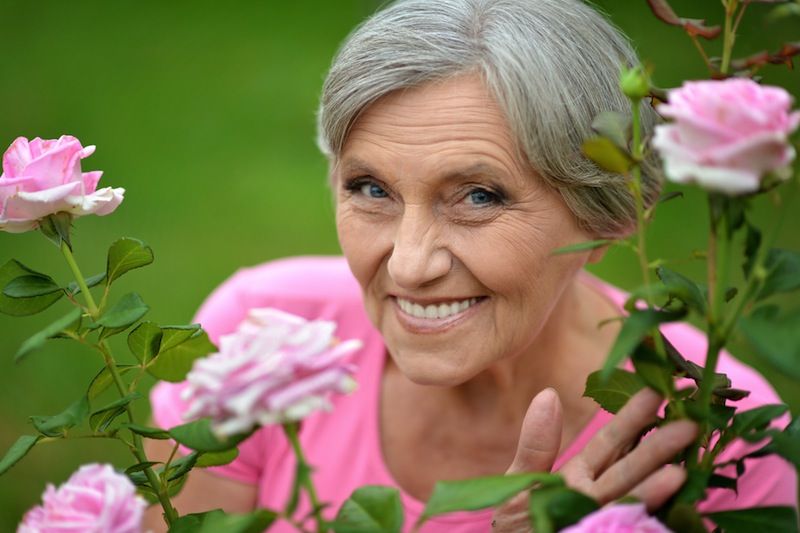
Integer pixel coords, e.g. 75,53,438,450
506,387,563,475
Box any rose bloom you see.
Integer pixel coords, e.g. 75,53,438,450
652,78,800,195
17,463,146,533
181,307,362,436
0,135,124,232
560,503,672,533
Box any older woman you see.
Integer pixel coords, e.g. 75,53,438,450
146,0,796,531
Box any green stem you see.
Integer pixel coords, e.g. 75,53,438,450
60,241,98,317
59,245,179,525
720,1,736,75
285,423,325,533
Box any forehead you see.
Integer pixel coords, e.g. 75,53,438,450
338,75,531,184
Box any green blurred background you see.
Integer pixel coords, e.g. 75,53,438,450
0,0,797,527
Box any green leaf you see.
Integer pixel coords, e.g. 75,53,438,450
66,272,106,296
757,248,800,301
127,322,163,364
166,452,200,481
552,240,611,256
96,292,149,329
333,485,404,533
0,435,40,476
584,368,645,414
662,502,707,533
739,308,800,380
630,343,673,396
147,330,216,382
590,111,630,150
656,266,706,314
731,404,789,436
601,309,685,381
15,308,82,363
3,275,62,298
30,396,89,437
125,461,162,475
706,506,799,533
87,365,137,401
581,136,632,174
0,260,63,316
39,212,73,249
159,324,202,352
122,423,171,440
168,418,248,453
420,473,563,521
529,487,599,533
89,392,140,432
106,237,155,285
195,448,240,467
197,509,278,533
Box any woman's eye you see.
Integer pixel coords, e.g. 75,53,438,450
467,187,500,205
361,182,389,198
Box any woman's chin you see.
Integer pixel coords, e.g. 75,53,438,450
389,351,479,387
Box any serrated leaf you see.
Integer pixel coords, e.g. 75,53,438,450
706,506,799,533
601,309,685,380
159,324,201,352
739,308,800,380
66,272,106,296
731,404,789,436
96,292,149,329
89,392,140,432
420,473,563,522
581,136,632,174
15,308,82,363
147,330,216,382
127,322,163,364
333,486,404,533
29,396,89,437
584,368,645,414
529,486,599,533
631,343,673,396
656,266,706,314
168,418,248,453
122,423,171,440
3,275,62,298
0,260,63,316
0,435,40,476
87,365,137,401
106,237,154,285
591,111,630,150
552,240,611,256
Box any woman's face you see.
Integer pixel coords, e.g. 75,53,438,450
334,75,599,386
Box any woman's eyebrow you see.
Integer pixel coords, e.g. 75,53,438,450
337,158,378,177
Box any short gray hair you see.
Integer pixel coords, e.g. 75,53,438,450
317,0,662,238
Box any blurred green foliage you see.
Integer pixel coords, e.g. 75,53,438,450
0,0,796,528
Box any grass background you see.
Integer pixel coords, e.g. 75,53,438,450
0,0,797,527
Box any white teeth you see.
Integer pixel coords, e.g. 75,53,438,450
396,297,479,319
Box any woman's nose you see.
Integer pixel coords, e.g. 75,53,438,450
387,208,452,289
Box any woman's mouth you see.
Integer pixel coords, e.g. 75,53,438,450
392,296,485,332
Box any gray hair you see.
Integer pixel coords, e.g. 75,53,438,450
317,0,662,238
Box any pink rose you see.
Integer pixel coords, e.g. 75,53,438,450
652,78,800,195
0,136,125,233
560,503,672,533
182,307,362,436
17,463,146,533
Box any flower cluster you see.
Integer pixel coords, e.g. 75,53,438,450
17,463,146,533
653,78,800,195
0,135,124,232
182,307,362,436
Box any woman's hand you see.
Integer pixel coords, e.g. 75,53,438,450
491,387,698,532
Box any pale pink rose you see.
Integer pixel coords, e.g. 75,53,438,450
17,463,146,533
652,78,800,194
560,503,672,533
182,307,362,436
0,136,125,233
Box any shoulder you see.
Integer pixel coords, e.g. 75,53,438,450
194,256,366,344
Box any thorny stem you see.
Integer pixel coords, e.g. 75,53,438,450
61,245,179,526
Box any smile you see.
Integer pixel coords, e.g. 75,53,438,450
395,297,480,320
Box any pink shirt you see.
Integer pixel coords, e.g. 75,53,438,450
151,256,797,532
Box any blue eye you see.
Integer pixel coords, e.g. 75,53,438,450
468,188,499,205
360,182,388,198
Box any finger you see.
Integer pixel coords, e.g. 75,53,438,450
580,387,663,474
590,420,698,503
629,464,687,512
506,387,562,475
